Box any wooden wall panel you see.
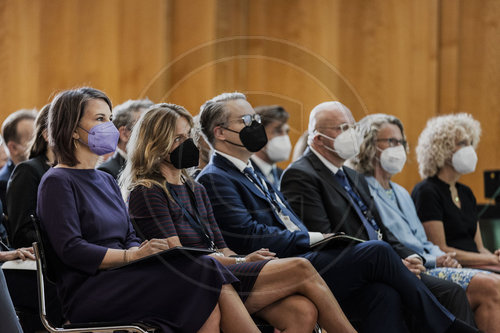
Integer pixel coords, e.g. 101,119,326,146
439,0,500,202
0,0,499,202
0,0,169,116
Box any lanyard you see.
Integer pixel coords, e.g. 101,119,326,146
0,239,10,251
243,168,286,213
166,184,218,252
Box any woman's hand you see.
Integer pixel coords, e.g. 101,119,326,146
436,253,461,268
128,239,170,261
486,252,500,265
494,249,500,261
0,247,35,261
244,248,277,262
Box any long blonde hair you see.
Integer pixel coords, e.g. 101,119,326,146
119,103,194,199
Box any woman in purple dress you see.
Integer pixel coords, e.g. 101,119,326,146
36,87,263,333
121,103,357,333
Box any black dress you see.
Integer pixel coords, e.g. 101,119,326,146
412,176,479,252
37,168,237,333
128,182,270,300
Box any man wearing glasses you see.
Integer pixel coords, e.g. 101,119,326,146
197,93,478,333
280,101,476,329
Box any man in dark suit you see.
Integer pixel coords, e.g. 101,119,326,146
0,109,36,241
97,99,152,179
281,101,476,327
250,105,291,188
197,92,477,333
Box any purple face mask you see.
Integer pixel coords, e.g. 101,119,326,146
78,122,119,155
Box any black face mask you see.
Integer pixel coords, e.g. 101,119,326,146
223,121,268,152
169,138,200,169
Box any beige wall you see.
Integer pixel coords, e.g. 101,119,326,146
1,0,498,202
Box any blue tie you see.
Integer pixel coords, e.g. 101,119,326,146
334,169,381,240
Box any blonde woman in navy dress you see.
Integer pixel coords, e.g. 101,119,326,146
122,103,357,333
37,87,264,333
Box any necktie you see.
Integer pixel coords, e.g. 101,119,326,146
243,167,300,231
335,169,381,240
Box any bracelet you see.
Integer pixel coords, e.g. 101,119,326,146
235,257,246,265
123,250,128,264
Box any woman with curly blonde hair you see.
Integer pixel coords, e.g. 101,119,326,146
352,113,500,333
412,114,500,273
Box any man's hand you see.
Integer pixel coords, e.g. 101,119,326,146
402,256,426,278
0,247,35,261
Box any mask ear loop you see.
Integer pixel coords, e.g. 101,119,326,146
315,131,336,154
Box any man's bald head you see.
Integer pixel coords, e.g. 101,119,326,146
307,101,354,144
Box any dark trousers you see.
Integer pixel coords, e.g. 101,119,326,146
301,241,456,333
420,274,475,327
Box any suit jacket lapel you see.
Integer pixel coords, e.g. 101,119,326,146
366,177,410,225
213,154,271,203
390,184,414,226
213,154,306,231
304,150,352,203
344,168,372,204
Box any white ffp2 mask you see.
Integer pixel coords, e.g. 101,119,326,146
380,145,407,175
265,135,292,163
452,146,477,174
317,128,361,160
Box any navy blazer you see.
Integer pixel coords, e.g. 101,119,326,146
197,154,311,257
250,159,283,187
281,148,417,260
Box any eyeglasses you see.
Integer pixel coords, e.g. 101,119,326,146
316,123,359,133
376,138,407,147
222,114,262,127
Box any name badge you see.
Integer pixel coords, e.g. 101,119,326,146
278,212,300,231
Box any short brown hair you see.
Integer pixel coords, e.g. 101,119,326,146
48,87,112,166
199,92,246,147
112,99,153,130
254,105,289,128
1,109,37,144
29,103,51,159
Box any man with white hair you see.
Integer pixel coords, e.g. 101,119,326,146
281,101,477,329
197,92,478,333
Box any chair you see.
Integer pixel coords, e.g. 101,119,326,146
31,215,322,333
33,242,157,333
31,212,158,333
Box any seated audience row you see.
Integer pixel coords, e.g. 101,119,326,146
0,85,494,332
34,88,360,332
120,103,355,332
349,113,500,333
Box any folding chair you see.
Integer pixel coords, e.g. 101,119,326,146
30,212,158,333
33,242,157,333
